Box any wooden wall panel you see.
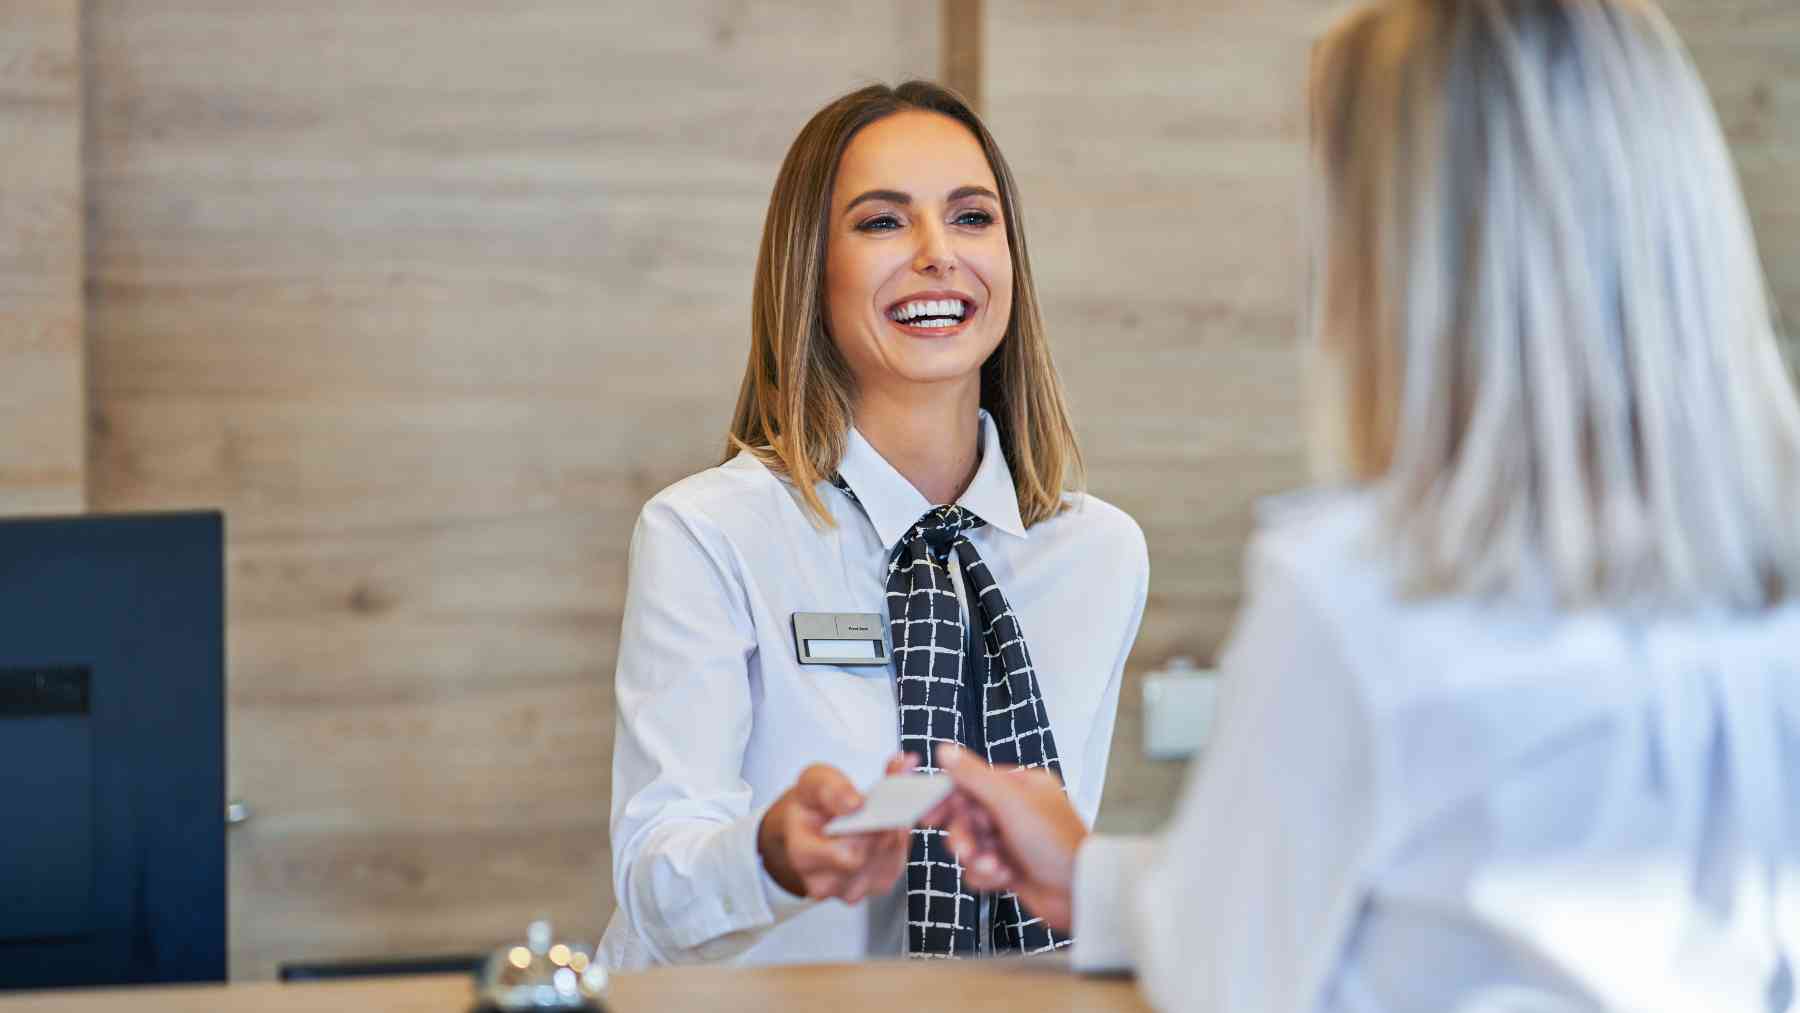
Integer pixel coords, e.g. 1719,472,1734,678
0,0,83,514
985,0,1800,834
984,1,1327,831
84,2,938,979
942,0,984,111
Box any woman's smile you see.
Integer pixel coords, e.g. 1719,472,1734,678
884,289,979,338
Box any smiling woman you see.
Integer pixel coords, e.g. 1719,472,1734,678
729,82,1078,530
598,81,1149,968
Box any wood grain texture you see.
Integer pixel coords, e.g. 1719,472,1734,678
0,0,84,514
0,960,1150,1013
83,1,939,980
984,0,1800,834
941,0,983,112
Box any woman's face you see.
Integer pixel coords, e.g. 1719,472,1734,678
824,110,1013,402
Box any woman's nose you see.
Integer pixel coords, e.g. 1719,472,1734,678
912,220,956,276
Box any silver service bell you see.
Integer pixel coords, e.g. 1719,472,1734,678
473,919,608,1012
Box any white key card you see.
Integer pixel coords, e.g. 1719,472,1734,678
823,774,953,836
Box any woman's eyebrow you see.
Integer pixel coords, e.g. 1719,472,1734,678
844,189,911,214
947,185,998,202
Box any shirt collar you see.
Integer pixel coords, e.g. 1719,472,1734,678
835,409,1030,549
960,410,1029,540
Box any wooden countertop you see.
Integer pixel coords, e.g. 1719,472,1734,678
0,958,1151,1012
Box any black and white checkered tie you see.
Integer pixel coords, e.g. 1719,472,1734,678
835,478,1071,958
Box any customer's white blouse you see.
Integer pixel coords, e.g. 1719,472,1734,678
1075,490,1800,1012
602,412,1148,968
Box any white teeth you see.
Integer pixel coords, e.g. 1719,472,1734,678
889,298,969,323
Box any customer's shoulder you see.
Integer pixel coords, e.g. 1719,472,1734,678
1239,489,1584,712
1244,487,1382,591
1234,489,1408,699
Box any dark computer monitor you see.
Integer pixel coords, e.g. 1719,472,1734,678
0,511,226,990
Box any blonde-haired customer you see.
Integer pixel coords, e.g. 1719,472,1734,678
928,1,1800,1009
599,81,1147,967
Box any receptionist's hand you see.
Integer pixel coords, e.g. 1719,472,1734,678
757,753,918,904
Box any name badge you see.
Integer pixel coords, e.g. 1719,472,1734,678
793,612,890,666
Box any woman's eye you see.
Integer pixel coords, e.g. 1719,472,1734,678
954,209,994,227
857,214,902,232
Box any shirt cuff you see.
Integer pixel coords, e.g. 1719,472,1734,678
740,804,817,924
754,838,816,922
1070,833,1155,973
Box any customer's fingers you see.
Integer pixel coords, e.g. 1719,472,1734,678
935,744,1086,893
919,789,970,829
965,799,997,840
943,810,1002,866
934,744,1009,790
961,850,1015,891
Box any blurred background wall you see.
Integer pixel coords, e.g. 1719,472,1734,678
1,0,1795,980
1,1,84,514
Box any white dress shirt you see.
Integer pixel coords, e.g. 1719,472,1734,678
601,411,1149,968
1074,490,1800,1012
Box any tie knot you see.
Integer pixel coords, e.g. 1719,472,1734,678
908,504,985,553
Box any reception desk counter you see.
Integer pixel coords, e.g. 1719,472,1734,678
0,957,1151,1012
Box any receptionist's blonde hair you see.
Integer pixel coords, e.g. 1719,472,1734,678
725,81,1084,529
1309,0,1800,609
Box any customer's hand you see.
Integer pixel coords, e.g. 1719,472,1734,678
758,753,917,904
923,744,1088,932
